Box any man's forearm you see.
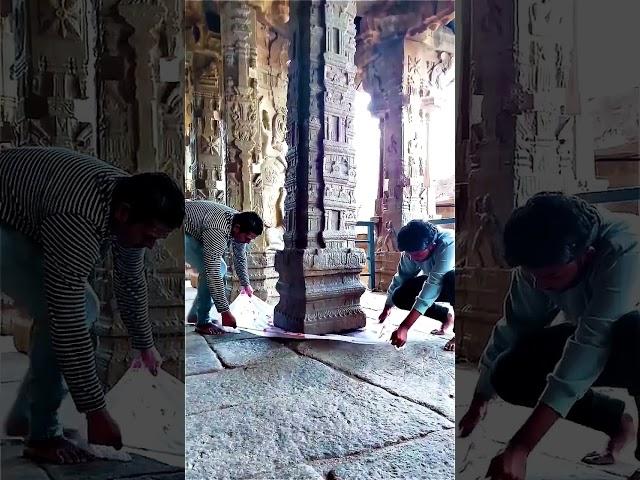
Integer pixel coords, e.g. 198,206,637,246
400,308,423,330
509,403,560,454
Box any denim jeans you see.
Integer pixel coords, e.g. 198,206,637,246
185,233,226,326
0,223,100,441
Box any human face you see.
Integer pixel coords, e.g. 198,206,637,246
231,225,258,244
407,243,436,262
117,221,173,249
525,248,595,292
112,202,173,248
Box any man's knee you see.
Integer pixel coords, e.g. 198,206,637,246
491,356,525,405
390,289,413,311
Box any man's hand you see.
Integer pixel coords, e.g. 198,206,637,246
390,324,409,348
459,397,488,437
240,285,254,297
221,311,237,328
131,346,163,376
378,305,392,323
86,408,122,450
486,444,529,480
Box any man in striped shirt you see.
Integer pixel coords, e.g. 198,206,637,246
184,201,263,335
0,147,184,464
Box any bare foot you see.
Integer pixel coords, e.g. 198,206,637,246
444,336,455,352
432,311,454,336
24,437,94,464
582,413,635,465
195,324,225,336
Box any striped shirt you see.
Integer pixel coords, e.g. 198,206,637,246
184,201,250,313
0,147,154,414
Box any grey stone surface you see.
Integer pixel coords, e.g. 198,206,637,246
295,340,455,421
203,330,260,345
242,463,324,480
186,332,223,376
186,356,347,415
324,431,454,480
1,352,29,383
40,454,182,480
457,436,625,480
186,362,451,479
0,440,182,480
210,338,297,367
1,441,50,480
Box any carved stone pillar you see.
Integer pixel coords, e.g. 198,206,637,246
456,0,605,360
359,18,455,290
92,0,185,388
274,0,366,334
188,1,224,203
220,1,259,299
0,5,17,149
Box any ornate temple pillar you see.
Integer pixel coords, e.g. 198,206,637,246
220,2,290,304
273,0,366,334
94,0,185,387
187,1,224,202
456,0,606,360
358,15,455,290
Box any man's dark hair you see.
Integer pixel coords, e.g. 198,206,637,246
233,211,264,235
113,173,184,229
503,192,600,268
397,220,438,252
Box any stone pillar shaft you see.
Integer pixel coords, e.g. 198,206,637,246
274,0,365,334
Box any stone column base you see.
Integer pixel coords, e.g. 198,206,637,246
273,248,366,334
226,251,281,305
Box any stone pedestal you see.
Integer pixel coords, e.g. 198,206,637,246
273,0,366,334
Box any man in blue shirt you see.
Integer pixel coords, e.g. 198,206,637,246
458,193,639,479
378,220,456,351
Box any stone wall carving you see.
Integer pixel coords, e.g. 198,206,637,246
456,0,606,360
4,0,185,386
274,0,366,334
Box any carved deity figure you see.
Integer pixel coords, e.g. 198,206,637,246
376,221,399,253
260,109,288,251
429,51,454,90
469,194,506,267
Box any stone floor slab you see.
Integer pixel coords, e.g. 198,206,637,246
241,463,324,480
1,441,50,480
186,356,349,415
1,352,29,383
186,332,223,376
322,431,454,480
457,436,625,480
295,339,455,421
211,338,297,367
40,454,182,480
186,373,451,479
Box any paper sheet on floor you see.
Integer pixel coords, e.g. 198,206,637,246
106,367,184,456
223,294,425,345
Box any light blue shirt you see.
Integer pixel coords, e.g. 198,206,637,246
385,227,455,315
476,207,640,417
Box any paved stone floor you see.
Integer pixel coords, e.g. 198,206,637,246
185,290,456,480
0,335,184,479
456,364,639,480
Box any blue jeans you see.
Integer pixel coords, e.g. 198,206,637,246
185,233,226,326
0,224,100,441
